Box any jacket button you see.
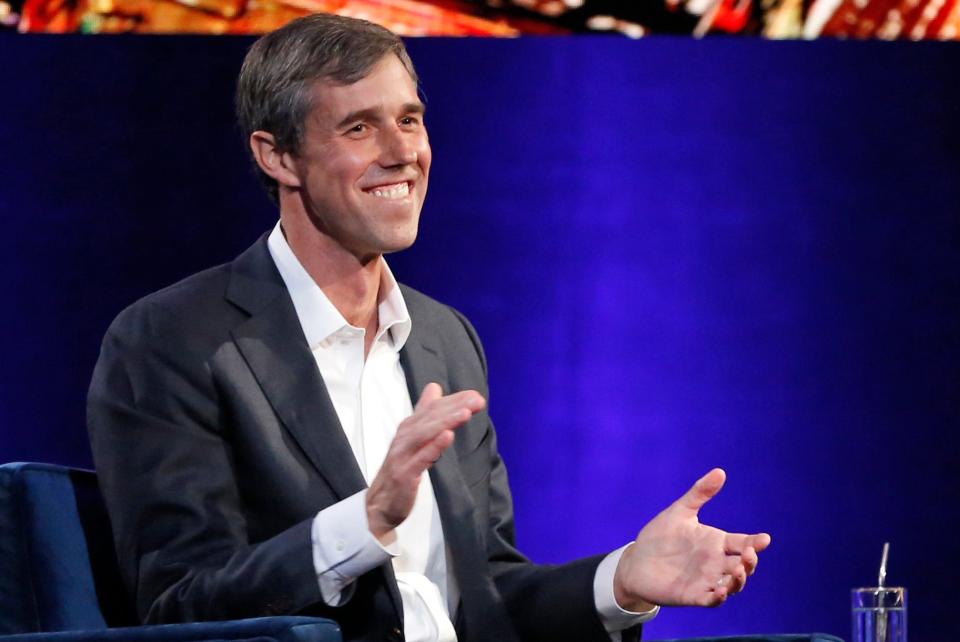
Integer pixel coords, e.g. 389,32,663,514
390,626,403,641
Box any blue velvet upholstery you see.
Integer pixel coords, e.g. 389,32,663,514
0,462,341,642
0,617,342,642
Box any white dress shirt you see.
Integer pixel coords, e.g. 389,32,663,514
267,222,656,642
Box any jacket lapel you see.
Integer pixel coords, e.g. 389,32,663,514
399,310,478,528
225,237,366,501
226,242,486,629
225,237,404,624
400,305,517,642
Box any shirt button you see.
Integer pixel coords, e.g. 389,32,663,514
335,541,344,552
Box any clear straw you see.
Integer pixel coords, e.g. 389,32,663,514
877,542,890,642
878,542,889,588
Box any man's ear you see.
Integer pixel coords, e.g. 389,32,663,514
249,131,302,189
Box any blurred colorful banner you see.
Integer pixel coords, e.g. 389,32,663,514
2,0,958,38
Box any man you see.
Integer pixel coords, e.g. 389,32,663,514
87,13,770,642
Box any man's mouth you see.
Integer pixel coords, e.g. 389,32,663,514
364,181,411,200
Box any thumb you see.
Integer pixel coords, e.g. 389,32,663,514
415,382,443,410
675,468,726,515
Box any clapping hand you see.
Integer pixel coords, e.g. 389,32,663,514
366,383,485,542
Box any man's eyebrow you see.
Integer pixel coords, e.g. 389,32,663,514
335,102,426,129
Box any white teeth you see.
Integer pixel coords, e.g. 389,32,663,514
369,182,410,200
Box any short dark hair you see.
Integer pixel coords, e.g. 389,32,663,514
235,14,418,203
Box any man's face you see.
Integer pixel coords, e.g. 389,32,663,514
287,54,431,260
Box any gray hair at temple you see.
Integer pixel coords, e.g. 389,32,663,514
235,13,418,203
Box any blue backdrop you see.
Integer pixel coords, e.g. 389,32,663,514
0,34,957,642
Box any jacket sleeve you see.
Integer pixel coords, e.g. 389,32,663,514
87,300,322,624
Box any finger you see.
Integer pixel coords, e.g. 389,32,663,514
752,532,772,552
720,559,748,593
723,532,751,554
742,545,759,575
412,428,456,471
728,574,747,595
415,388,486,417
441,390,486,413
723,531,771,555
415,393,484,437
397,390,485,468
392,418,457,465
675,468,726,515
386,431,453,485
411,394,482,460
415,382,444,410
701,586,728,607
401,390,485,447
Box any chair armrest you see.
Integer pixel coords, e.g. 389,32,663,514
656,634,844,642
0,616,341,642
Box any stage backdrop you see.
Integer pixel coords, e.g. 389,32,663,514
0,34,957,642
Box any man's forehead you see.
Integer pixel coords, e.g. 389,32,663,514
306,55,421,116
311,54,417,96
310,53,417,97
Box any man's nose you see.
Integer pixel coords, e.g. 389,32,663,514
378,128,419,167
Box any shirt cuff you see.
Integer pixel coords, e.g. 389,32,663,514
311,489,398,606
594,543,660,634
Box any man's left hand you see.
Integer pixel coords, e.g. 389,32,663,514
613,468,771,611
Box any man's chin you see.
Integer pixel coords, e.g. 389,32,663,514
351,226,419,261
381,232,418,255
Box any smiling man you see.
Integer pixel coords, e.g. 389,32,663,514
87,14,770,642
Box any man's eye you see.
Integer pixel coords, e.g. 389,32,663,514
400,116,419,126
348,123,366,134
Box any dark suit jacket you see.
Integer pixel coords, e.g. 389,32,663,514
88,235,637,642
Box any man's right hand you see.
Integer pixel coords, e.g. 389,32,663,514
366,382,485,542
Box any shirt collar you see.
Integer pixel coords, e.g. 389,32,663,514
266,221,412,351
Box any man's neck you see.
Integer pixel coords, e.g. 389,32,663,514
279,212,382,355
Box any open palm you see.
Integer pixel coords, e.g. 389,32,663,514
613,469,771,610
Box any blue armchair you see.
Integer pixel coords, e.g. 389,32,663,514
0,462,844,642
0,462,341,642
